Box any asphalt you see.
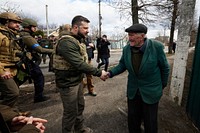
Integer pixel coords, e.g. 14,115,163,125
18,47,200,133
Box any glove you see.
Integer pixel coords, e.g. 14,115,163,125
16,70,28,81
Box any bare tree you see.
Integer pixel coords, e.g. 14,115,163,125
106,0,181,53
0,1,21,13
156,0,179,53
0,1,39,24
0,1,58,34
106,0,168,25
89,24,99,40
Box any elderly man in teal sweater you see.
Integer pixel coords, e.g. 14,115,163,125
105,23,170,133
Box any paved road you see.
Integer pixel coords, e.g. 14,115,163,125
19,49,129,133
18,48,199,133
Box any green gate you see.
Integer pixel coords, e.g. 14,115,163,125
186,21,200,130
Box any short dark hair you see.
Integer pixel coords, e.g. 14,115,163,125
102,35,107,38
71,15,90,27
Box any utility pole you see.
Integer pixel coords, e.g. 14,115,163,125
46,5,49,37
170,0,196,105
98,0,102,38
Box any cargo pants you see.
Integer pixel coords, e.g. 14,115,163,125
0,78,19,108
59,83,85,133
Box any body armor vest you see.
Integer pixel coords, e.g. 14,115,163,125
0,27,22,64
53,35,87,70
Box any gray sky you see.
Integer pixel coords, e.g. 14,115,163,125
1,0,200,39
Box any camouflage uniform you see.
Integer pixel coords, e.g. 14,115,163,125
20,18,53,103
0,12,22,108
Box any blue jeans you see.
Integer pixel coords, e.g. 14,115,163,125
97,57,109,71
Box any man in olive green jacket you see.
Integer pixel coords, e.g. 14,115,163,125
54,16,106,133
105,24,170,133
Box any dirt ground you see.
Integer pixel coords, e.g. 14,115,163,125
18,50,200,133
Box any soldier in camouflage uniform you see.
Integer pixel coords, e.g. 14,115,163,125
0,12,22,108
54,16,107,133
20,18,53,103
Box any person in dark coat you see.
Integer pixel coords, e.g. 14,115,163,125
172,41,176,53
97,35,111,71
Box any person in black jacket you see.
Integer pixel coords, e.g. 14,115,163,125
172,41,176,53
97,35,111,71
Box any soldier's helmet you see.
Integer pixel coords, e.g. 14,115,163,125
21,18,37,28
0,12,22,23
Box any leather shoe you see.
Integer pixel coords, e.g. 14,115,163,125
34,96,50,103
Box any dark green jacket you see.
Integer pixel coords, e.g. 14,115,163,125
55,32,101,88
20,31,53,65
109,39,170,104
20,31,53,54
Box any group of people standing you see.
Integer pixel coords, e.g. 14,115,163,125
0,12,49,133
0,11,170,133
51,16,170,133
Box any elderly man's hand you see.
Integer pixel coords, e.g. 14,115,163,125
100,70,110,81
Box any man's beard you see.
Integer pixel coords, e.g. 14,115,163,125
77,31,86,39
10,26,20,32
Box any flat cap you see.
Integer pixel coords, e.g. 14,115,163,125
125,23,147,34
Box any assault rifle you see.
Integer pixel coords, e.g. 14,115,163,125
15,51,33,84
15,37,32,84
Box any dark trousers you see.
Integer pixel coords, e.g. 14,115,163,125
30,63,45,100
59,83,85,133
97,57,109,71
127,95,158,133
0,78,19,108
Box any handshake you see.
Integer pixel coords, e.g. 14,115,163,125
100,70,110,81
